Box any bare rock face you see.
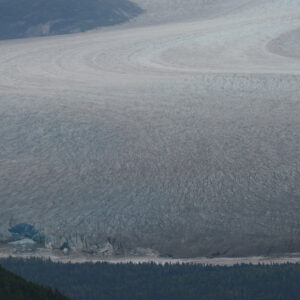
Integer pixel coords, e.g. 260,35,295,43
0,0,300,258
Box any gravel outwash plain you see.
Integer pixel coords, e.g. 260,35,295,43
0,0,300,258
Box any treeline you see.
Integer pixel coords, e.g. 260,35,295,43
1,257,300,300
0,264,69,300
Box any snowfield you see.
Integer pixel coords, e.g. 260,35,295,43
0,0,300,258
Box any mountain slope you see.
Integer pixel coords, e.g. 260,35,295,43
0,265,69,300
0,0,143,39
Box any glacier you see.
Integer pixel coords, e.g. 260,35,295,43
0,0,300,258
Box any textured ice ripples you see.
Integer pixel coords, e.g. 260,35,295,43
0,0,300,257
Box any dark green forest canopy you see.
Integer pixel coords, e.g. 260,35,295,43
1,258,300,300
0,0,143,39
0,264,69,300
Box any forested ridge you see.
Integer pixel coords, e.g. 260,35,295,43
1,258,300,300
0,264,69,300
0,0,142,39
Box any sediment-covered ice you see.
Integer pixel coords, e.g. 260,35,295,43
0,0,300,257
